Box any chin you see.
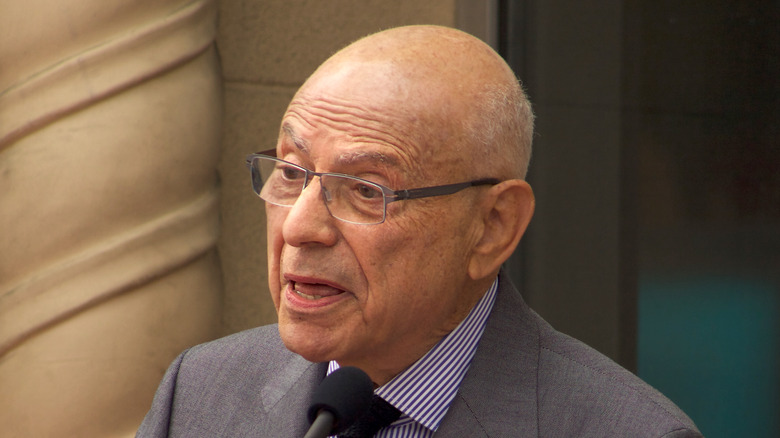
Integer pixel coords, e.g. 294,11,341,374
278,321,337,363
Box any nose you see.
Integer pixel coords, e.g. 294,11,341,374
281,177,339,247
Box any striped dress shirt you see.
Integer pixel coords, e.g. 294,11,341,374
328,277,499,437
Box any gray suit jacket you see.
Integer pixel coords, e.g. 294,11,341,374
137,273,702,437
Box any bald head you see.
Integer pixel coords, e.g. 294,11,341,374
268,27,537,383
294,25,534,179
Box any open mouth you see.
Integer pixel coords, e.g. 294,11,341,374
291,281,346,301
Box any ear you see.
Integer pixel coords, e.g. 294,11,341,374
467,180,535,280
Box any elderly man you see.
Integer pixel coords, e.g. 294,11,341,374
138,26,701,437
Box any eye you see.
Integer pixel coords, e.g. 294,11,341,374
355,182,382,199
279,164,305,181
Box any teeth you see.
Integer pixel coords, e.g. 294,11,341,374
294,289,322,300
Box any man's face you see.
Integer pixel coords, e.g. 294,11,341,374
265,61,485,383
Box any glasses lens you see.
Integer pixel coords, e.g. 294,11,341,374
321,174,386,224
248,156,388,225
251,157,307,206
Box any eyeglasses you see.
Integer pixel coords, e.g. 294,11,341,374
245,152,500,225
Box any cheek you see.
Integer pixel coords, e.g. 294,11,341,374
367,207,472,279
360,224,414,272
266,207,287,253
266,208,287,306
357,219,438,298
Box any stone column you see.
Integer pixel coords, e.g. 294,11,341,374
0,0,223,435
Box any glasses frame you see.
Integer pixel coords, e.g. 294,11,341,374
245,150,501,225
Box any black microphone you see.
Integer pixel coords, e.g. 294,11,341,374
304,366,373,438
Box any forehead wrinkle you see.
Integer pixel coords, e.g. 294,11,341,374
288,97,413,151
286,96,424,177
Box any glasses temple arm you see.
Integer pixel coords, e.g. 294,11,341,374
391,178,500,201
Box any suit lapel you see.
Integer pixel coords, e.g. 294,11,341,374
436,272,540,436
260,357,328,436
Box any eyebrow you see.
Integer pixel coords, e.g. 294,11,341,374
337,150,399,168
281,123,309,153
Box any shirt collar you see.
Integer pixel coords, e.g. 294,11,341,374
328,277,498,432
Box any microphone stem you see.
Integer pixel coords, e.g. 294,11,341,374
303,410,335,438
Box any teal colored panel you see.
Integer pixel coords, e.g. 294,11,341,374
638,275,780,438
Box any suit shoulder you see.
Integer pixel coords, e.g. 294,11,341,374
186,324,283,357
161,325,319,434
176,324,304,375
537,327,701,437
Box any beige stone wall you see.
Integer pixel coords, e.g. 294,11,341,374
216,0,459,335
0,1,224,436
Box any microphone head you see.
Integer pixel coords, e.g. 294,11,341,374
307,366,373,434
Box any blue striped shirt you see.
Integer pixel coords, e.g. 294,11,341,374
327,278,498,437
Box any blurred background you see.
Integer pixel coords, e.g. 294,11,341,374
500,1,780,437
1,0,776,436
